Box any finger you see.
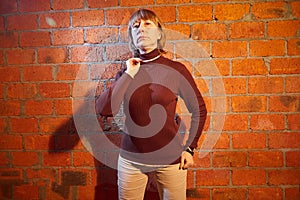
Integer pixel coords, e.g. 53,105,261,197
179,156,185,170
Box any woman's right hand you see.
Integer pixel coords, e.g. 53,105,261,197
125,58,142,78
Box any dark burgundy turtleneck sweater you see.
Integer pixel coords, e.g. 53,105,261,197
96,49,207,165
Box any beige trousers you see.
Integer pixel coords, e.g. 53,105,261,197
117,156,187,200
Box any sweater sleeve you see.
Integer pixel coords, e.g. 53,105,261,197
178,65,207,149
95,69,132,117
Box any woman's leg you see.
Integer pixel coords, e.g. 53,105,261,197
155,164,187,200
117,156,148,200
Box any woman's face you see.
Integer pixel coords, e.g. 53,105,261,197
131,19,161,54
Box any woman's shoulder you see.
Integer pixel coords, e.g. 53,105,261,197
160,56,190,74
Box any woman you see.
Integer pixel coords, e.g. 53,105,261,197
96,9,207,200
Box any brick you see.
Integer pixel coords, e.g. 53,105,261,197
287,114,299,130
178,5,212,22
23,66,53,81
72,10,104,27
90,63,118,80
106,8,137,26
248,188,283,200
7,83,38,99
0,84,4,99
193,152,210,168
0,0,17,14
53,29,84,45
286,76,300,93
120,0,153,6
86,28,119,44
38,48,69,63
26,168,56,181
12,151,39,166
40,12,70,29
71,81,97,98
232,133,266,149
39,83,70,98
71,46,104,62
291,1,300,18
198,132,230,150
269,95,299,112
218,114,248,131
213,77,246,95
268,20,300,37
232,169,266,186
175,41,210,60
269,132,300,149
7,14,38,31
214,4,250,21
252,2,287,19
250,114,284,131
196,170,230,186
106,44,132,61
212,188,247,200
0,152,9,166
0,118,8,133
0,100,20,116
6,49,36,65
0,134,23,150
14,185,39,200
212,41,247,58
0,51,3,66
55,134,84,150
0,32,18,48
10,118,38,133
232,96,267,112
288,38,300,56
86,0,118,8
157,0,189,4
52,0,84,10
39,117,71,133
55,99,72,115
212,151,247,167
271,58,300,75
0,66,21,82
286,151,300,167
150,7,176,23
250,40,285,57
285,187,300,200
0,17,4,31
232,59,268,76
25,100,53,116
73,152,95,167
24,134,53,150
249,151,283,167
165,24,190,40
192,23,226,40
268,169,300,185
206,49,228,72
43,152,71,166
20,0,50,12
230,22,264,39
20,31,51,47
78,186,96,200
56,64,88,80
248,77,284,94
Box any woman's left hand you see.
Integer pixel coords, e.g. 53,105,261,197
179,151,194,170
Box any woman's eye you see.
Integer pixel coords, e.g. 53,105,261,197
132,23,140,28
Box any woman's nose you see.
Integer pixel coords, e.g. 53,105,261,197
138,22,146,32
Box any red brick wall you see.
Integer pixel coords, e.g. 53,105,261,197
0,0,299,199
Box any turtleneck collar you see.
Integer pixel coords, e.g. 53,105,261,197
139,48,161,61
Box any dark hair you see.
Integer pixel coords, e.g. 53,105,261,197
128,9,166,56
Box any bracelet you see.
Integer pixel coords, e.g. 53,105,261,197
185,147,195,156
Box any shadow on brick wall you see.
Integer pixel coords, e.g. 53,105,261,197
49,112,160,200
